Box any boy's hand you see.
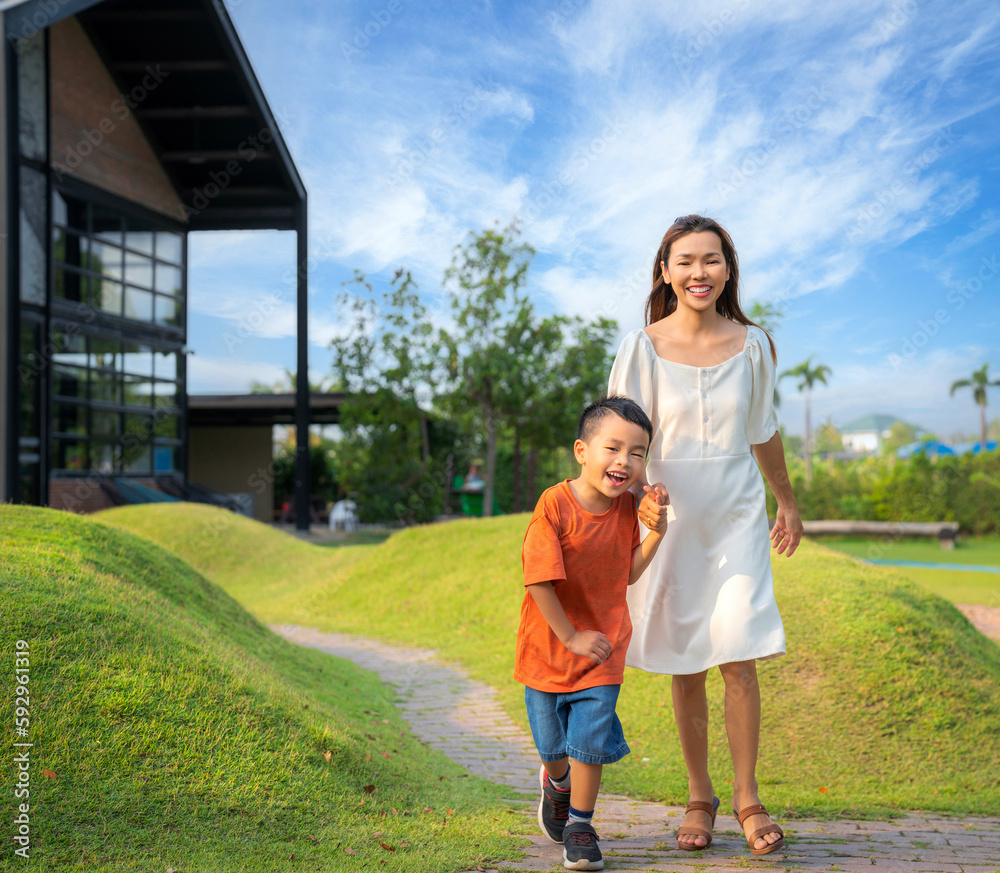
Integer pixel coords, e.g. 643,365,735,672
564,630,612,664
638,483,669,533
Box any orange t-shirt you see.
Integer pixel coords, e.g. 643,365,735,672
514,480,640,693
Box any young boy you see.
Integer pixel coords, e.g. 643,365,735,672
514,395,668,871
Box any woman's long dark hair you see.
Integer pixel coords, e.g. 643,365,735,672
643,214,776,363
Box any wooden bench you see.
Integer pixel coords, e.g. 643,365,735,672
801,520,960,549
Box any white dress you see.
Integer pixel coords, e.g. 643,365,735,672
608,324,785,675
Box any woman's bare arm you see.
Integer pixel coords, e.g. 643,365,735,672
752,430,803,556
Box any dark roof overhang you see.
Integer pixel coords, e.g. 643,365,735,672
188,393,343,427
4,0,306,231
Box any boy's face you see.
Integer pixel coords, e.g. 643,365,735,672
574,415,649,499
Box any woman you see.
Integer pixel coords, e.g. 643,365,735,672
608,214,803,856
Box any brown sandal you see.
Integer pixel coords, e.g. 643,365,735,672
734,803,785,856
676,795,719,850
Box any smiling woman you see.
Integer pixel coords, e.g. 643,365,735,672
610,214,802,857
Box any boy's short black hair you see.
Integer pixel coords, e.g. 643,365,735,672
577,395,653,449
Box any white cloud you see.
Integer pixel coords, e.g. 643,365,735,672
187,356,290,394
778,345,994,437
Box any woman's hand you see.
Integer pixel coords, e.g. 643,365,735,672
770,503,803,556
638,483,670,532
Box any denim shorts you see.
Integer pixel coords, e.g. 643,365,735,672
524,684,630,766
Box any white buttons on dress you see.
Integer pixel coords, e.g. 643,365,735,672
701,392,707,399
703,416,708,423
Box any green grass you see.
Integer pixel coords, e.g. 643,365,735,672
820,534,1000,567
0,505,526,872
103,504,1000,820
821,536,1000,607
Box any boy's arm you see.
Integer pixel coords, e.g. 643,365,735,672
629,483,669,585
527,582,612,665
629,530,664,584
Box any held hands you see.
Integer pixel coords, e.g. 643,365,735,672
770,503,804,556
638,483,670,534
565,629,612,664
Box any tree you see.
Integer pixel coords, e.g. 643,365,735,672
813,418,842,455
748,300,784,334
250,368,337,395
331,269,444,524
881,421,918,456
778,425,804,458
439,224,535,517
950,363,1000,451
516,315,620,510
779,357,831,485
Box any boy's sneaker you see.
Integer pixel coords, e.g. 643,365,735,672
562,821,603,870
536,765,570,843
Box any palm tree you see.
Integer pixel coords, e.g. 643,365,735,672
779,357,831,485
950,364,1000,451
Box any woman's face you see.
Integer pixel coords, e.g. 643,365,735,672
661,231,730,313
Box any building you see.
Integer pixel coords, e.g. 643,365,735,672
840,414,922,454
1,0,314,528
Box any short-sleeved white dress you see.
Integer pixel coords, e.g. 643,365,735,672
608,324,785,675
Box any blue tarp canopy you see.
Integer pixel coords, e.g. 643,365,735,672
951,439,999,455
896,439,955,459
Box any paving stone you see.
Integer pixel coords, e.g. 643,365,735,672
274,624,1000,873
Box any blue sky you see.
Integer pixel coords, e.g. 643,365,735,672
187,0,1000,440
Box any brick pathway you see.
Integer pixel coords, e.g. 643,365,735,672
273,624,1000,873
958,604,1000,640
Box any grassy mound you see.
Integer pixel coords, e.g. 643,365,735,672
0,505,524,872
103,504,1000,818
822,535,1000,608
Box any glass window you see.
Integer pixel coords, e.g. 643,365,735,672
54,329,87,358
19,325,40,439
17,31,46,162
20,166,47,305
90,338,121,371
89,441,116,473
52,437,87,471
155,350,178,380
124,287,154,321
156,231,183,264
124,374,153,408
90,241,123,281
18,463,41,505
53,402,87,435
53,365,86,399
92,205,122,245
52,190,67,227
90,370,120,404
154,412,178,439
124,251,153,289
155,294,181,327
92,410,119,437
153,382,179,408
96,279,123,316
54,267,88,304
154,445,176,473
53,191,86,231
122,416,152,472
123,344,153,377
54,227,88,268
125,218,156,256
155,264,182,295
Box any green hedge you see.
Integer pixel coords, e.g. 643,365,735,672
765,450,1000,534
